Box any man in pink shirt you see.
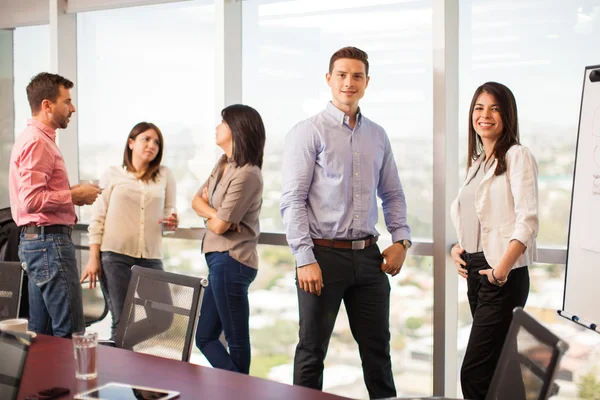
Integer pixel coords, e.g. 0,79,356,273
9,72,101,338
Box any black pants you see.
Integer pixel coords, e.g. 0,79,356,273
460,251,529,400
293,244,396,399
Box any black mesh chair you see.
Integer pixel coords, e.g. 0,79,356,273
0,331,30,400
486,307,569,400
0,262,25,321
389,308,569,400
113,265,206,362
81,281,109,327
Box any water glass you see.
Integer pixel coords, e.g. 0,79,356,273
162,207,177,236
72,331,98,380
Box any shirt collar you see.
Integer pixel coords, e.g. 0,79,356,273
28,119,57,142
219,154,237,166
325,101,362,127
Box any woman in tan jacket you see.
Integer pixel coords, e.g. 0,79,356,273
450,82,539,399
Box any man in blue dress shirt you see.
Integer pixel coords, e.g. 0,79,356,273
280,47,412,399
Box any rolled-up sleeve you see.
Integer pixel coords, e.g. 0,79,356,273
280,122,319,267
508,146,539,248
18,137,72,214
88,169,113,246
163,167,177,213
216,171,261,224
378,134,411,243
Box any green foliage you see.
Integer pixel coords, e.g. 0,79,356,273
406,317,424,331
260,247,294,267
577,369,600,400
250,354,289,379
251,320,297,355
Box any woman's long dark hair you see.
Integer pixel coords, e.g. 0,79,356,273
122,122,164,182
222,104,266,169
467,82,520,176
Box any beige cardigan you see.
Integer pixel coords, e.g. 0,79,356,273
451,145,539,270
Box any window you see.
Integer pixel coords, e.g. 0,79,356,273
242,1,434,396
13,25,50,138
77,0,216,226
0,25,50,207
457,1,600,397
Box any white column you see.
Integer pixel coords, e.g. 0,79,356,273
432,0,459,396
215,0,242,119
49,0,79,186
0,29,15,208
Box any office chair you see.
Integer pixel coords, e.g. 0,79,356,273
388,308,568,400
113,266,206,362
0,262,25,321
0,331,31,400
486,307,569,400
81,281,109,327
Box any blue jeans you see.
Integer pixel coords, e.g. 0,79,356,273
196,251,257,374
18,232,84,338
100,251,164,341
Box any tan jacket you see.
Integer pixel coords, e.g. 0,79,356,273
451,145,539,270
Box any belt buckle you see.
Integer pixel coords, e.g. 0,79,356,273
351,240,366,250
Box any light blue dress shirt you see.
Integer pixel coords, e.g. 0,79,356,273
280,102,411,267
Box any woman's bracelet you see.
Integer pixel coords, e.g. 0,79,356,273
491,269,507,286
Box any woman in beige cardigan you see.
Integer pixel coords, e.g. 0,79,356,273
450,82,539,399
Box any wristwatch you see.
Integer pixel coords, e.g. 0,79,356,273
396,239,412,250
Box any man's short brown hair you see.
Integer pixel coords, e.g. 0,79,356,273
26,72,74,114
328,46,369,76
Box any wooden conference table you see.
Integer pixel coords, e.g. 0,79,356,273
17,334,351,400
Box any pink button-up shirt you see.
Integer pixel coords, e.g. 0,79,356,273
9,119,76,227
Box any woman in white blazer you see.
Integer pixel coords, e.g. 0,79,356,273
450,82,539,400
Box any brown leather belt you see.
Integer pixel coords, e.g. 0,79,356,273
312,236,378,250
22,225,72,235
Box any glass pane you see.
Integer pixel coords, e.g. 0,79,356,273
76,0,216,227
242,0,434,240
242,1,434,396
457,2,600,398
14,25,50,139
458,0,599,248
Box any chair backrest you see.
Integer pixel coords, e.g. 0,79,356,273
486,307,569,400
81,281,109,327
0,262,24,321
114,266,205,362
0,207,19,262
0,331,30,400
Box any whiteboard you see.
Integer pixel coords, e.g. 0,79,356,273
563,65,600,330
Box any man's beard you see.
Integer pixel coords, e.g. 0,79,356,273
57,114,71,129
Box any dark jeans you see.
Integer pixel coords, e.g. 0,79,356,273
195,251,257,374
294,244,395,400
460,251,529,400
100,251,164,341
18,232,84,338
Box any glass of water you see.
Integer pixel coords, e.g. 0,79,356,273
162,207,177,236
72,331,98,380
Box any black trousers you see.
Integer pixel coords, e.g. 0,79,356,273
293,244,396,399
460,251,529,400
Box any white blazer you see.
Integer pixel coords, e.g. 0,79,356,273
451,145,539,270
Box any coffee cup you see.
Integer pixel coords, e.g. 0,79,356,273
0,318,28,334
80,179,100,186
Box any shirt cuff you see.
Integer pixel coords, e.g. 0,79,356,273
510,225,533,249
87,234,103,246
58,189,74,212
391,228,412,244
294,249,317,268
